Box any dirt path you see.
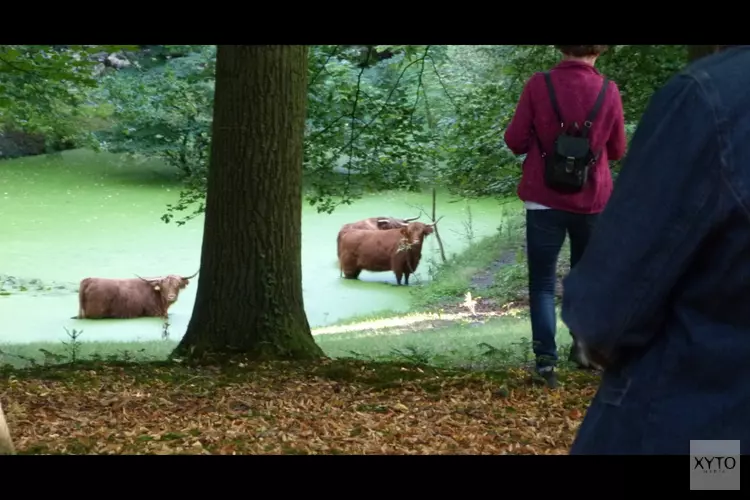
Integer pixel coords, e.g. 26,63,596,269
312,310,510,337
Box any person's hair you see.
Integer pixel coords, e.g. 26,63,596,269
555,45,609,57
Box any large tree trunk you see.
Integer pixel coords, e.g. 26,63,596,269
174,45,325,361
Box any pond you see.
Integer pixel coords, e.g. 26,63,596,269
0,149,515,344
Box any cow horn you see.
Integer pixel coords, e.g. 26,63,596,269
403,215,421,222
426,216,444,227
182,269,200,280
377,218,389,224
134,274,159,283
398,220,409,227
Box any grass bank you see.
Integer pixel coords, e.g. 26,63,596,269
0,315,580,372
408,205,571,314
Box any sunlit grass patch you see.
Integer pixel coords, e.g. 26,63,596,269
0,339,175,369
316,314,576,371
0,313,575,375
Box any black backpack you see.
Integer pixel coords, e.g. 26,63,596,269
533,71,610,193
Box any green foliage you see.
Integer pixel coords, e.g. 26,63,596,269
101,44,446,224
97,45,215,177
93,46,216,224
4,44,690,223
303,45,441,214
431,45,688,198
133,45,208,70
0,45,136,154
597,45,687,121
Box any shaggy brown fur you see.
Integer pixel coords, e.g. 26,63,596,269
76,271,198,319
337,215,420,254
338,220,440,285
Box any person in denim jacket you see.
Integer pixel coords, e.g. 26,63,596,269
504,45,627,387
562,45,750,454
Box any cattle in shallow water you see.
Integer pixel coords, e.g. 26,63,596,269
338,219,442,285
336,215,421,276
337,215,421,252
75,270,199,319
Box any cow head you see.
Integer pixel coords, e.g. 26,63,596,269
399,217,443,246
376,215,420,230
136,270,199,304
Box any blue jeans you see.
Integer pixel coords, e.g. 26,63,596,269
526,209,598,369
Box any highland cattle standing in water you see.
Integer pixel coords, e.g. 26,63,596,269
336,215,421,275
74,271,199,319
338,219,442,285
337,215,421,251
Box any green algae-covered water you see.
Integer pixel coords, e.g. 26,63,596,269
0,149,515,344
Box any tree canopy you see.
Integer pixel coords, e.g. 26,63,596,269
0,44,691,221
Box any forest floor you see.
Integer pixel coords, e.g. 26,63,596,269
1,231,599,455
2,357,598,455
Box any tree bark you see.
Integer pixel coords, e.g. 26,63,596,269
174,45,325,361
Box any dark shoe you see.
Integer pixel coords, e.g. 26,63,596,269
535,366,558,388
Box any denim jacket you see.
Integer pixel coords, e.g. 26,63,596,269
562,46,750,454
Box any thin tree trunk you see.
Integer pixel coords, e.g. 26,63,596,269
431,188,447,263
174,45,325,361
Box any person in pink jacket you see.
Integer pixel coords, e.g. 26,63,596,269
504,45,626,387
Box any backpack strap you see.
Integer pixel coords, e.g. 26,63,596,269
532,124,546,158
533,72,562,158
532,73,611,159
581,77,610,138
542,72,564,128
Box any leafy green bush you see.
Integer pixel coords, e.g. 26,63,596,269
87,44,690,224
96,45,216,179
0,45,134,156
304,46,441,213
96,45,442,223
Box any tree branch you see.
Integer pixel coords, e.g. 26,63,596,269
410,46,430,125
0,54,34,75
426,55,458,114
346,48,370,190
325,54,428,168
404,191,447,263
309,45,340,87
307,113,347,141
